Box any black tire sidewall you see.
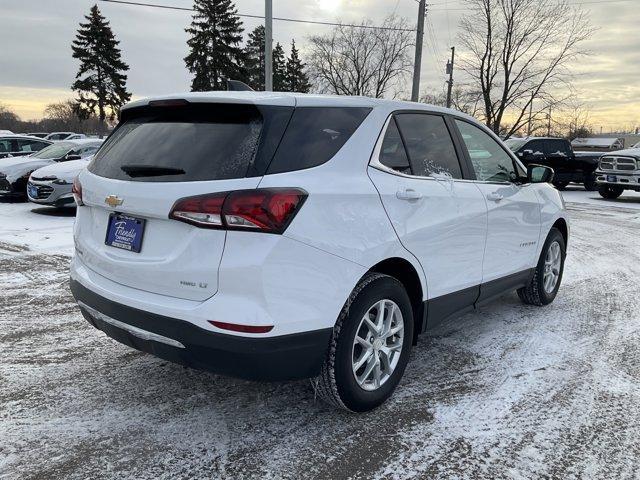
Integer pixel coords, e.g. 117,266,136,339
334,276,414,412
535,228,566,304
598,185,623,199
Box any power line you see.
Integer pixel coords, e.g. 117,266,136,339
428,0,637,11
98,0,416,31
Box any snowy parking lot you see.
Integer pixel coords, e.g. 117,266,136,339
1,187,640,479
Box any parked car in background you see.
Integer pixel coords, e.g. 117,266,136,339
26,132,50,138
505,137,601,190
70,92,569,412
0,130,14,136
28,154,96,207
571,137,625,152
0,135,52,159
595,146,640,199
44,132,82,141
0,139,102,200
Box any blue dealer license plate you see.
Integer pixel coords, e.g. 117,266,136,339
105,213,145,253
606,175,617,182
28,184,38,198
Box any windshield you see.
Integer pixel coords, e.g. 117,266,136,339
504,138,529,152
30,142,73,159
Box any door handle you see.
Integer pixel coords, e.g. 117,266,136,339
486,191,504,202
396,188,422,201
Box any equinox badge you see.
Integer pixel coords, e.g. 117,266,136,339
105,195,123,207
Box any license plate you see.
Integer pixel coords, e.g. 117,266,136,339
607,175,617,182
28,184,38,198
105,213,146,253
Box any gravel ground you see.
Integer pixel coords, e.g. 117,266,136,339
1,192,640,479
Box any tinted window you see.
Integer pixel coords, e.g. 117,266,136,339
525,140,545,155
0,139,12,153
90,104,270,182
455,120,517,182
379,118,411,174
395,114,462,178
267,107,371,174
17,139,48,152
545,140,571,158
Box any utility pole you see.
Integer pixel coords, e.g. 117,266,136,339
265,0,273,91
526,93,534,137
445,46,455,108
546,105,552,136
411,0,426,102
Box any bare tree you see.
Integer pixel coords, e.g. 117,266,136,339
307,16,414,98
422,85,484,117
458,0,594,138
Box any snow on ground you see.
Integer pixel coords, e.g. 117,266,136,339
0,201,75,255
561,185,640,211
1,191,640,479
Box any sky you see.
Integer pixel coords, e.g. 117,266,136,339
0,0,638,132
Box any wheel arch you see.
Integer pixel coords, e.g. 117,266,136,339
552,217,568,247
367,257,426,344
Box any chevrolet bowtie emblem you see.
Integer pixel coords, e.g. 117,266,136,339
105,195,123,207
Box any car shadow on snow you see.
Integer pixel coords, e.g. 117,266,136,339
30,206,76,217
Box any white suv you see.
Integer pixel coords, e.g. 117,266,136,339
70,92,568,412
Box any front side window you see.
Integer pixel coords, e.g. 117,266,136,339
455,120,517,183
0,139,13,153
545,140,570,158
395,114,462,178
378,118,411,174
525,140,545,155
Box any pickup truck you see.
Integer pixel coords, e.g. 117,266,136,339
505,137,601,190
595,146,640,199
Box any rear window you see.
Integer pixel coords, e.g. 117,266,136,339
266,107,371,174
89,104,292,182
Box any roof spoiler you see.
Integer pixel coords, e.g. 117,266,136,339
227,80,254,92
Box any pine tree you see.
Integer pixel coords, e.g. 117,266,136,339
71,4,130,132
284,40,311,93
272,42,287,91
244,25,265,90
184,0,245,91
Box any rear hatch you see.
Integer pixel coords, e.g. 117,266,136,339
75,99,295,301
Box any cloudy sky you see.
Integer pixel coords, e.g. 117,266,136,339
0,0,638,132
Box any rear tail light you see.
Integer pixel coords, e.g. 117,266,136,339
169,188,307,234
72,176,84,206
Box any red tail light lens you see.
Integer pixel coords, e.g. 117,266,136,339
169,188,307,233
209,321,273,334
72,176,83,206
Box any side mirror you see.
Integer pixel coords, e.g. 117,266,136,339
521,149,538,161
64,154,82,161
527,164,554,184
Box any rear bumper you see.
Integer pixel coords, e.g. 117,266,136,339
70,279,332,381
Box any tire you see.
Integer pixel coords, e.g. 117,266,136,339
518,228,565,306
553,181,569,190
583,174,597,191
598,185,623,199
312,273,414,412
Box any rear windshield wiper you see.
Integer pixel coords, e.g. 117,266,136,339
120,164,186,177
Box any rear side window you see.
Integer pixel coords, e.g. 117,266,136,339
395,114,462,178
266,107,371,174
379,118,411,174
89,104,291,182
